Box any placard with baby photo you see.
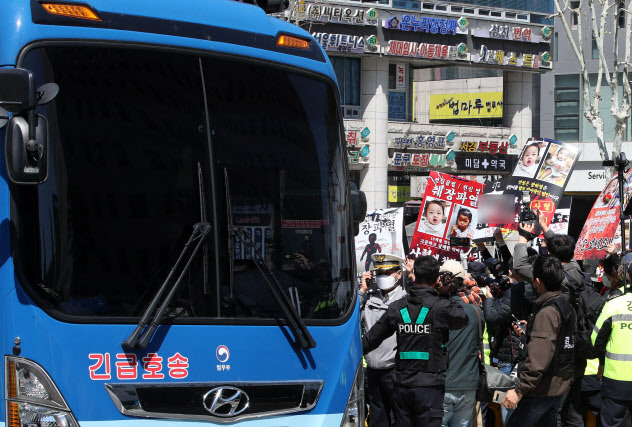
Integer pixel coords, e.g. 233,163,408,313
575,172,632,260
503,138,581,231
410,171,483,260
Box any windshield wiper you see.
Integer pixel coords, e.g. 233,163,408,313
122,222,211,350
231,227,317,350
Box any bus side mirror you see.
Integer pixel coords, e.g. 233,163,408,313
6,115,48,184
350,181,367,236
0,68,58,184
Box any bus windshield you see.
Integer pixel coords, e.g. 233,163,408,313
12,45,354,323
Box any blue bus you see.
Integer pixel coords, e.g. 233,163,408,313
0,1,366,426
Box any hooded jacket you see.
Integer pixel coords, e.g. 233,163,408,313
361,285,407,369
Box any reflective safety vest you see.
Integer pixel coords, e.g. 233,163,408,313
483,324,491,365
592,293,632,382
585,357,599,376
395,301,447,373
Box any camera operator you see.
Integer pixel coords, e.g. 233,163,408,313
359,253,407,427
438,260,482,427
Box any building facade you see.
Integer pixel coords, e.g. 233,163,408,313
542,2,632,237
281,0,554,213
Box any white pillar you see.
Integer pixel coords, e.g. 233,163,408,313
360,56,389,211
504,71,533,145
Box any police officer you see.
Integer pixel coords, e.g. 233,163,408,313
362,256,468,427
360,253,407,427
592,273,632,427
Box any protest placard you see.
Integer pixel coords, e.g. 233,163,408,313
355,208,405,273
575,172,632,260
503,138,581,230
410,172,483,260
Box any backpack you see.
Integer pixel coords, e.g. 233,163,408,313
564,272,606,359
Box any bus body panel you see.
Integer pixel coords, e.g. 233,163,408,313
0,1,358,426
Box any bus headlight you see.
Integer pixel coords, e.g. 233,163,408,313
5,356,79,427
340,363,364,427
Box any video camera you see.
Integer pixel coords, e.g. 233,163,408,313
518,190,537,223
484,257,508,278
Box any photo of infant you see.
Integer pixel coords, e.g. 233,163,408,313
448,206,476,239
536,144,577,186
593,177,632,209
512,142,542,178
418,198,450,238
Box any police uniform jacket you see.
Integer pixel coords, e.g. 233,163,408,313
592,292,632,400
361,285,407,369
362,285,468,388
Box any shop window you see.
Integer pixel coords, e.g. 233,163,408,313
330,57,360,106
554,75,580,142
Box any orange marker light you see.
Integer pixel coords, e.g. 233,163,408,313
7,361,16,398
277,35,310,50
41,3,102,21
8,402,20,427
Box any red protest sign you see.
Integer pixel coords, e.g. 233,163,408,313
410,172,483,260
575,173,632,260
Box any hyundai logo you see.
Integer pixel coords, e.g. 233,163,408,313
202,386,250,417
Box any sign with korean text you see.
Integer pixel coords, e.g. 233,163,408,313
312,33,365,53
386,41,470,61
389,92,406,120
458,140,509,154
395,63,406,90
390,152,447,170
474,25,551,43
504,138,581,230
456,153,512,172
383,14,462,35
305,3,374,25
356,208,405,273
474,45,552,69
430,92,503,121
410,172,483,260
575,172,632,260
390,135,447,150
388,185,412,203
533,196,571,250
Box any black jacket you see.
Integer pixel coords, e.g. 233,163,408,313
362,286,468,387
483,281,537,331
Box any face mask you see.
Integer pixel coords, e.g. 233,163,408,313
376,274,397,291
602,274,612,288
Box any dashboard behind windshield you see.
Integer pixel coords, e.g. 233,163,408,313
11,45,354,323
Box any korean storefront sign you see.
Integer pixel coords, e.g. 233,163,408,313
473,25,551,43
429,92,503,121
305,3,378,25
474,45,552,69
312,33,365,53
395,63,406,90
382,15,465,35
458,140,509,154
390,152,447,169
455,153,512,172
389,135,447,150
386,40,470,61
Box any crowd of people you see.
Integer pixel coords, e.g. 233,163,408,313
359,210,632,427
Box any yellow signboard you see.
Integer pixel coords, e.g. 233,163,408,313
388,185,412,203
429,92,503,121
